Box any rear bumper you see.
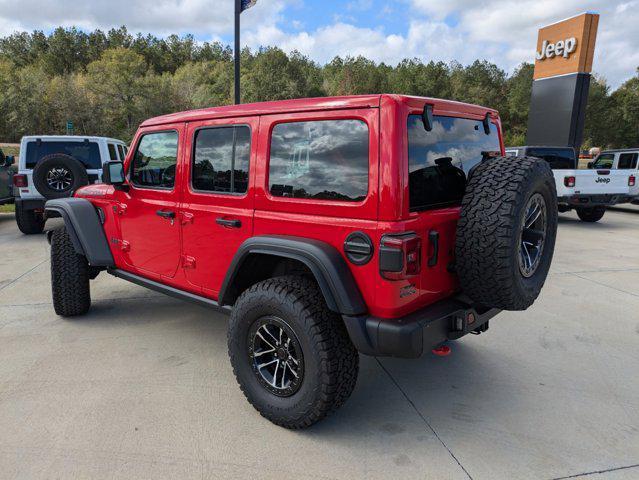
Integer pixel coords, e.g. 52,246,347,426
559,194,633,207
15,198,46,211
343,296,501,358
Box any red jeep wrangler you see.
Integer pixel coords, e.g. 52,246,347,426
45,95,557,428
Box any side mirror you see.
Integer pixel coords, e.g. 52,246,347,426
4,155,15,167
102,161,127,188
422,104,434,132
587,161,594,169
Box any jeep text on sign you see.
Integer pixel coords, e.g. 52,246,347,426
533,13,599,80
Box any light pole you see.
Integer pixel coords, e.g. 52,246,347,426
235,0,258,104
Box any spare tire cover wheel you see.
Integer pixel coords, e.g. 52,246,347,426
32,154,89,199
455,156,558,311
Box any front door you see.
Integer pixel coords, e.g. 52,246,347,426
180,117,257,296
117,126,183,279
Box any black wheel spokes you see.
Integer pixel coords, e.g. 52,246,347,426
519,194,547,278
251,320,303,396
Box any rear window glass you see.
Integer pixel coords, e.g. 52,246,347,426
618,153,638,169
117,144,126,161
25,141,101,169
269,120,369,202
408,115,501,211
593,153,615,169
526,148,576,169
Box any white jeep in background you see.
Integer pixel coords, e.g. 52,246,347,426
13,136,128,234
506,146,636,222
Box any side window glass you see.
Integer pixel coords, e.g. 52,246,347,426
117,144,126,161
192,126,250,194
108,143,118,161
618,153,638,169
131,131,179,189
269,120,369,202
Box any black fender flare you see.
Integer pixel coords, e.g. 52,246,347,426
219,235,367,316
44,198,114,267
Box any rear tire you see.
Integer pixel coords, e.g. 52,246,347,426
576,207,606,222
456,156,558,311
15,204,45,235
51,227,91,317
228,275,359,429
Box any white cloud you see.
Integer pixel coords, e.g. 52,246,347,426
0,0,637,87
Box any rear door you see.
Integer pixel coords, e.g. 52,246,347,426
180,117,258,296
116,126,184,279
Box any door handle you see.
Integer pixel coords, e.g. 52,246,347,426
216,218,242,228
156,210,176,219
428,230,439,267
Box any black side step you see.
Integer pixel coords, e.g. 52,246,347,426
108,268,231,314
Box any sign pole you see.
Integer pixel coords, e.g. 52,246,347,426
234,0,241,105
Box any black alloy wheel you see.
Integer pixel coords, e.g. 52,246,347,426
248,316,304,397
519,193,548,278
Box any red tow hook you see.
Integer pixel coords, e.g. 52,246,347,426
432,345,451,357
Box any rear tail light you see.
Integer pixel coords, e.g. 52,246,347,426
629,175,636,187
12,174,27,188
564,176,576,188
379,233,421,280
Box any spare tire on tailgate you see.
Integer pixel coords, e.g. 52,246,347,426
33,154,89,199
455,156,558,311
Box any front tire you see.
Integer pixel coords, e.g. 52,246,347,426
15,204,45,235
228,276,359,429
51,227,91,316
576,207,606,222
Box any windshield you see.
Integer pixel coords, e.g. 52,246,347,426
526,148,576,170
25,141,102,169
592,153,615,169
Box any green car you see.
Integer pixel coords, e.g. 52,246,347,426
0,148,16,206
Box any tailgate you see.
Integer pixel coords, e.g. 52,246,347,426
571,170,631,195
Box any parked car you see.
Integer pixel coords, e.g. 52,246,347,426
0,148,16,206
506,146,635,222
12,136,128,234
587,149,639,203
45,95,558,429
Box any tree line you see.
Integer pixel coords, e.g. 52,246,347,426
0,26,637,148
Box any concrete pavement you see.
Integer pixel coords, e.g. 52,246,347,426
0,210,638,479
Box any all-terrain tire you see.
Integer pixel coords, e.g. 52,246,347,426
576,207,606,223
50,227,91,316
228,275,359,429
456,156,558,311
33,154,89,199
15,204,45,234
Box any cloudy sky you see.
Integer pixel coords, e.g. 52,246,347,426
0,0,637,88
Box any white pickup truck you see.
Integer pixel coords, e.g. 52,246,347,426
506,146,636,222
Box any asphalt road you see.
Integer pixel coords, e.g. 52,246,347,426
1,210,638,480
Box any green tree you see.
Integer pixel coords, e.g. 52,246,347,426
85,48,148,137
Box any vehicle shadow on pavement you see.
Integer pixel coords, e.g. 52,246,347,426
557,214,625,230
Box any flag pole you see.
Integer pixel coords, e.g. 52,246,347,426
234,0,241,105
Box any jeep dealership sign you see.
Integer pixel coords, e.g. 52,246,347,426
533,13,599,80
527,12,600,149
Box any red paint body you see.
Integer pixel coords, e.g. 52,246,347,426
76,95,504,319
